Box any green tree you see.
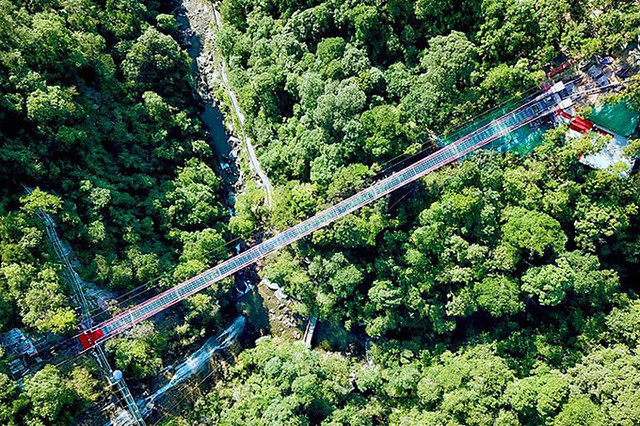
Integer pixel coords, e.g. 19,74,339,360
23,365,77,424
0,371,18,424
554,396,605,426
122,27,192,100
20,266,76,334
20,188,62,215
475,276,524,317
26,86,79,125
502,207,566,258
166,159,224,228
106,322,166,380
199,338,351,425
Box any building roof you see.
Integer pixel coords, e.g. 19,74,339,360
576,131,635,177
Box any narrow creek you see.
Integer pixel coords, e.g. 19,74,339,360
175,3,239,207
173,0,272,311
178,0,275,207
115,2,264,423
112,3,254,423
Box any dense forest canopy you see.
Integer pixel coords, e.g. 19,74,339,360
0,0,640,424
196,0,640,424
0,0,232,295
0,0,231,423
221,0,640,231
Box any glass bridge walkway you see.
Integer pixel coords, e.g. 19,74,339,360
76,90,559,351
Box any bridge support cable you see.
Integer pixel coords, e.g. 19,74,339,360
76,89,565,351
94,345,146,425
25,188,146,426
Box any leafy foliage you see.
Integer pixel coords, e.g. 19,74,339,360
1,0,640,424
0,0,232,423
204,1,640,422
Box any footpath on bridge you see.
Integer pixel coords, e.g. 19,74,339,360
77,82,621,352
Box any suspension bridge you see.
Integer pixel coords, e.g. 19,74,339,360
75,82,605,352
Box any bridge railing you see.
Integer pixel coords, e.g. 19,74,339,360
77,90,558,351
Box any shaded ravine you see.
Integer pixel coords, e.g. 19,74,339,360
179,0,274,208
109,7,258,423
174,3,239,212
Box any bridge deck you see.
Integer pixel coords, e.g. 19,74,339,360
77,91,558,351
